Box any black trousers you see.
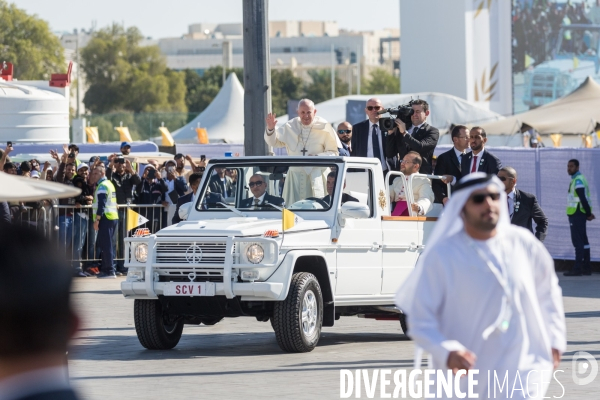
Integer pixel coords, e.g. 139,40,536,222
98,217,118,274
569,211,590,272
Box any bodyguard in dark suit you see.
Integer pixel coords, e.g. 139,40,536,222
208,167,234,197
350,98,391,174
434,125,470,204
323,172,359,205
0,225,81,400
172,172,203,224
460,127,502,176
385,99,439,174
498,167,548,242
239,174,284,208
337,121,352,156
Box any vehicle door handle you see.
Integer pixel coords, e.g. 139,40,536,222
371,242,382,251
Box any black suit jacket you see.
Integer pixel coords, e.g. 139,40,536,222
510,189,548,242
385,123,439,174
350,120,391,171
433,148,463,203
240,193,285,208
323,192,359,205
208,175,234,197
460,149,502,177
16,389,79,400
172,192,194,224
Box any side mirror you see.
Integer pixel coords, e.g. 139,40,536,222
178,202,192,220
340,201,370,219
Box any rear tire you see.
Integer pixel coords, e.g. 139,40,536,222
134,299,184,350
272,272,323,353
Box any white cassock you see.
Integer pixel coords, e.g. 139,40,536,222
265,116,339,205
395,173,566,399
390,175,434,215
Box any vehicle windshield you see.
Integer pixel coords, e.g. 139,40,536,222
195,162,338,212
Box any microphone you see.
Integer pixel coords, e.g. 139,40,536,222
377,108,390,115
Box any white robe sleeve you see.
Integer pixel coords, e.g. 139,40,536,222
264,128,287,148
405,250,468,368
414,178,434,215
316,124,340,156
532,239,567,353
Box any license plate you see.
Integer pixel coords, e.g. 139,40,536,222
163,282,216,296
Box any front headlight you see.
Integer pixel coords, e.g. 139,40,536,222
134,243,148,263
126,269,144,282
245,243,264,264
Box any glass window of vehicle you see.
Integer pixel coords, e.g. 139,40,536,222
195,162,339,212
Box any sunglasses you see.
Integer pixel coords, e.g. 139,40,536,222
497,176,513,182
470,192,501,204
195,166,206,172
366,106,381,111
338,130,352,134
248,181,263,188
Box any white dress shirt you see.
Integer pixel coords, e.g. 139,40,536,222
367,121,388,170
469,148,486,173
507,188,516,218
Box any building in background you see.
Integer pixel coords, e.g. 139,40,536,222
157,21,400,89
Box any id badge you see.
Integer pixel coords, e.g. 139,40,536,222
499,303,512,332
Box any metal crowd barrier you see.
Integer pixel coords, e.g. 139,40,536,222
47,204,166,268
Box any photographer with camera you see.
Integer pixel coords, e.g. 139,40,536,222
385,99,439,174
350,98,391,176
161,160,189,227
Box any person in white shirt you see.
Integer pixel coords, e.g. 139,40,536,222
390,151,434,216
395,173,565,398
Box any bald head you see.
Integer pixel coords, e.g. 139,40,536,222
297,98,317,126
337,121,352,144
365,98,383,123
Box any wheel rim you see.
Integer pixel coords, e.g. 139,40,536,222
163,315,179,334
301,290,318,337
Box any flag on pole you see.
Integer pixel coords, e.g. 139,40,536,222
196,127,209,144
127,208,149,231
159,127,175,146
85,127,99,143
282,208,300,231
115,126,133,142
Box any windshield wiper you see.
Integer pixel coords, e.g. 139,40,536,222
217,202,247,217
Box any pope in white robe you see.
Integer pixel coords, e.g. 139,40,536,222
395,173,566,399
265,99,339,205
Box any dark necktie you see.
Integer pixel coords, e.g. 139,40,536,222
254,198,260,209
221,180,228,197
471,155,478,173
372,124,383,168
458,153,463,171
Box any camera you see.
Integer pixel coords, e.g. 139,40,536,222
378,100,416,132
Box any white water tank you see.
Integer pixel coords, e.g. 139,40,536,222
0,80,70,143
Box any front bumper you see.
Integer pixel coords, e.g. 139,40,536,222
122,235,283,300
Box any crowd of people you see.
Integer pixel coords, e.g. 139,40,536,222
513,0,600,72
0,141,207,279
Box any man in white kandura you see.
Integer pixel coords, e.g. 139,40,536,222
265,99,339,205
395,173,565,399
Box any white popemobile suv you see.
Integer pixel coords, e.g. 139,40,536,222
121,156,444,353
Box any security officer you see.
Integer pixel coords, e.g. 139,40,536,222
90,164,119,279
564,159,595,276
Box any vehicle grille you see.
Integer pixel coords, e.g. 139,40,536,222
155,241,229,265
531,73,555,98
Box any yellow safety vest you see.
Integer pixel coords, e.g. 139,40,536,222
567,172,591,215
93,178,119,220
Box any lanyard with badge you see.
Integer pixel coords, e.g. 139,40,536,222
467,235,513,339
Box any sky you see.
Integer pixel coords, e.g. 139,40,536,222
11,0,400,39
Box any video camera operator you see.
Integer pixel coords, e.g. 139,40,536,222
385,99,439,174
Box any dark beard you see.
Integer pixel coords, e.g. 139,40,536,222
339,137,351,144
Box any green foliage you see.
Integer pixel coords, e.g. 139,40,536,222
304,69,349,104
0,0,65,79
271,69,304,116
184,66,243,116
81,24,186,114
363,68,400,94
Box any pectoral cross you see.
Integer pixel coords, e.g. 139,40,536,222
301,148,308,156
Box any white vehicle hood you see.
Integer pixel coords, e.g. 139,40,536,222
534,58,595,73
156,217,330,237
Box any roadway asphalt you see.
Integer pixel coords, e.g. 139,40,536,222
69,274,600,399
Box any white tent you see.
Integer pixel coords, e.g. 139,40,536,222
0,174,81,202
172,73,245,144
277,92,504,133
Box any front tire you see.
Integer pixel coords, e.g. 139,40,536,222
134,299,184,350
272,272,323,353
